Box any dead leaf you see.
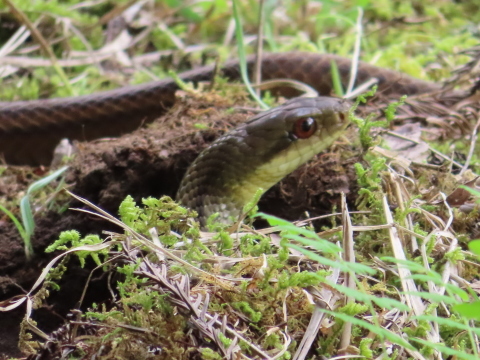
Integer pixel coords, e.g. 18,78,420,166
446,177,480,207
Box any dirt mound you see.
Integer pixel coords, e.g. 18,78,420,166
0,93,358,357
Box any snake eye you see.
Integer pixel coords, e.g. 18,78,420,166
293,117,317,139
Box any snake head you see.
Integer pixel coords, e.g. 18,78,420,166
242,96,351,182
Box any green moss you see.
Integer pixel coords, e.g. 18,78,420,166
45,230,108,268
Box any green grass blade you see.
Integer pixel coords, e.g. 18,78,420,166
27,166,68,195
412,338,478,360
20,196,34,238
17,166,68,258
231,0,268,110
320,308,415,350
414,315,480,335
453,302,480,320
19,195,34,258
468,239,480,255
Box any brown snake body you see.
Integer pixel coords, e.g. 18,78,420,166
0,52,442,165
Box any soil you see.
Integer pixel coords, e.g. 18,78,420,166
0,91,359,358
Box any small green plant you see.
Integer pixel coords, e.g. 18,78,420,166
118,195,197,237
351,88,405,151
0,166,68,259
353,156,387,211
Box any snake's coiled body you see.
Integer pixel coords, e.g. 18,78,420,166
0,52,441,165
0,52,456,225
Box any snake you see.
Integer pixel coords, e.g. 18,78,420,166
0,52,448,225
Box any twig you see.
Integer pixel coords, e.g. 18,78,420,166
382,194,425,315
346,7,363,95
339,193,355,350
254,0,265,96
459,116,480,175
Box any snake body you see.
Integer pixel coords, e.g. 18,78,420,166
0,52,440,165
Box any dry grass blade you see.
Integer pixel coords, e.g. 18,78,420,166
0,23,30,58
459,116,480,175
382,194,425,315
97,0,139,26
344,78,379,99
255,79,318,97
0,54,114,67
339,193,355,351
0,241,115,313
345,7,363,96
253,0,265,96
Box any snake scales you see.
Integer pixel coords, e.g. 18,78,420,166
0,52,448,225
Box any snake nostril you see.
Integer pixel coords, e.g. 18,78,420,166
338,112,349,124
